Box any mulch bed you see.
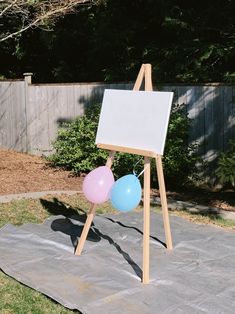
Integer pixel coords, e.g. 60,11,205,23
0,149,82,195
0,148,234,211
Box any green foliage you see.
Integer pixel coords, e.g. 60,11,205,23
49,103,199,188
1,1,235,83
113,154,143,180
49,104,108,173
215,140,235,189
163,104,199,187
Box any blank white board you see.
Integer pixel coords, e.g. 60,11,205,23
95,89,174,155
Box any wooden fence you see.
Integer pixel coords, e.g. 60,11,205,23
1,75,235,177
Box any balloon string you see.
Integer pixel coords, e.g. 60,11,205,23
133,158,143,177
137,165,148,178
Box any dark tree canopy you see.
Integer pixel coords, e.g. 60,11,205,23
0,0,234,83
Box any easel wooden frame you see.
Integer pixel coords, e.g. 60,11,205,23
75,64,173,284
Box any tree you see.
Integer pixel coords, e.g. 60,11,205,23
0,0,95,42
1,0,234,83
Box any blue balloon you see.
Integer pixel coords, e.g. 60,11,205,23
110,174,142,212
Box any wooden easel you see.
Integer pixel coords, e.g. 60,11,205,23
75,64,173,284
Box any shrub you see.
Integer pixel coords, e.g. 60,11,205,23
49,103,199,188
48,104,109,174
215,140,235,189
162,104,199,188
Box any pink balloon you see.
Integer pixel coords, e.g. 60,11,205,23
82,166,115,204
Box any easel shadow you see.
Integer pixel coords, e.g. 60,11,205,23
50,217,101,249
104,217,167,248
92,226,143,279
40,198,101,249
40,198,165,280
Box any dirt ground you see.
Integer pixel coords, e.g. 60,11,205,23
0,148,234,211
0,149,82,195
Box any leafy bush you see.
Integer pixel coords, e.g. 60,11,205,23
215,140,235,189
162,104,199,187
49,103,199,188
48,104,109,174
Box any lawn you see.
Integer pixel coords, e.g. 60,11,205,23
0,194,234,313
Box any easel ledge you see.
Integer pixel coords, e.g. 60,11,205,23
75,63,173,284
97,143,158,158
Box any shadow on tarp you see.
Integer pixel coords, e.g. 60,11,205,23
104,216,167,248
39,197,166,247
40,197,150,280
40,198,101,249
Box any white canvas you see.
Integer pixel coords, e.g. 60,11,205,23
95,89,174,155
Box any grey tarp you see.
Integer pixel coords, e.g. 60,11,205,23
0,211,234,313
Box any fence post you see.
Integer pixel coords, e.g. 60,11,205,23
24,73,33,85
23,73,33,152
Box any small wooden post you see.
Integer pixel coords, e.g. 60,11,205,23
23,72,33,85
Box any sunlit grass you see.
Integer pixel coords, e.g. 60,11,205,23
169,207,235,229
0,271,76,314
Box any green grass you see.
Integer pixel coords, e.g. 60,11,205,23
0,194,234,313
0,198,49,228
169,207,235,229
0,271,72,314
0,194,117,229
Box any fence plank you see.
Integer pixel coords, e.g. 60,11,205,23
223,86,234,150
0,81,26,152
233,87,235,139
187,86,205,154
213,86,225,156
204,86,216,163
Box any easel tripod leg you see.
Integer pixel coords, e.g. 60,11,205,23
142,157,151,284
156,155,173,250
75,203,96,255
